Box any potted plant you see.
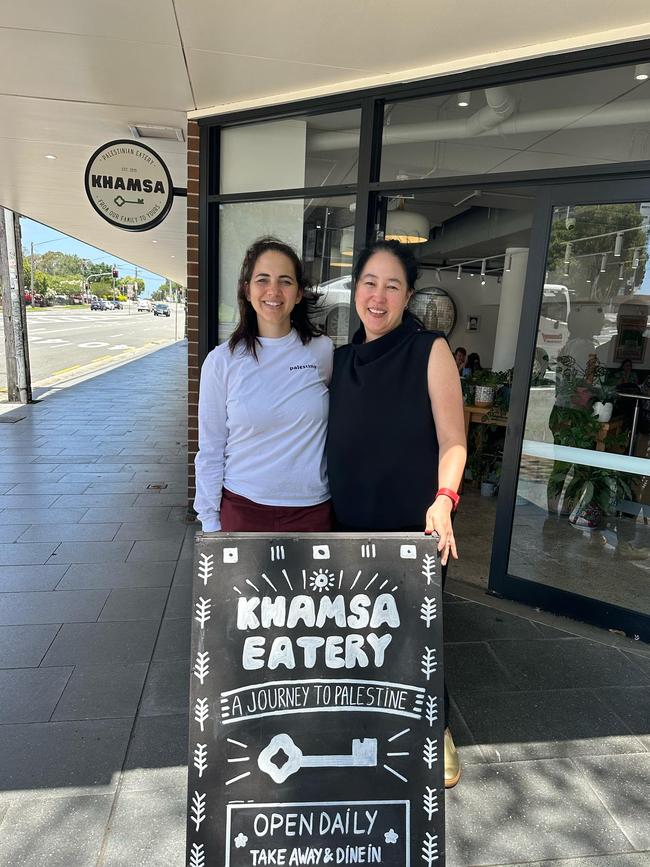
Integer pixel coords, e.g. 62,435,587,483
470,369,503,408
590,364,618,423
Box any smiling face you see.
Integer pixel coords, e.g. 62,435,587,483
245,250,303,338
354,250,412,341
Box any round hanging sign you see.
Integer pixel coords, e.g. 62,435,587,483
84,139,174,232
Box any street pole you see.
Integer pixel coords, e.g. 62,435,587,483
30,241,35,309
1,208,32,403
112,264,116,302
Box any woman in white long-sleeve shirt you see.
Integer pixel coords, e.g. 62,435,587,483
194,237,334,533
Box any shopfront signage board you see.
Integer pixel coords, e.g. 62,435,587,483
187,533,445,867
84,139,175,231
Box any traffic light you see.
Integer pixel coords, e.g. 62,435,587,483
112,268,119,278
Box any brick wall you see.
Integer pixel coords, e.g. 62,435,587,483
187,120,200,512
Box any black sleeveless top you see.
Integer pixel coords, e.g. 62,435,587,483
327,313,444,531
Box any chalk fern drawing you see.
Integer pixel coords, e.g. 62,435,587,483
422,737,438,769
193,651,210,685
188,842,205,867
420,647,437,680
425,695,438,727
193,743,208,778
198,553,213,586
191,791,206,832
194,596,212,629
421,554,436,585
423,786,439,820
421,832,439,865
194,697,209,732
419,597,437,627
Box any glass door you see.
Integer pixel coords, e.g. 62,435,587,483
491,179,650,641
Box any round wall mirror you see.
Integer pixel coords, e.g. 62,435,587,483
408,286,457,336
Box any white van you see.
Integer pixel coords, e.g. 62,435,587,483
536,284,571,373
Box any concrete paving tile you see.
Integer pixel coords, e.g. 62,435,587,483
80,506,172,523
178,528,197,560
445,758,633,866
0,667,72,723
0,470,65,482
57,561,175,590
0,564,68,592
153,618,191,662
100,785,186,867
52,493,139,509
522,853,650,867
121,713,188,792
133,491,187,508
82,481,153,494
454,688,646,762
0,507,88,525
0,793,115,867
594,687,650,750
444,641,517,692
489,639,650,689
448,697,486,765
42,620,159,666
47,540,134,564
17,523,120,543
127,538,184,562
6,482,92,495
0,589,108,625
114,521,187,542
140,660,190,716
576,754,650,850
99,588,168,621
0,541,59,565
163,583,192,618
33,455,100,464
0,525,29,542
56,464,127,474
0,455,38,463
0,624,60,667
0,718,132,793
0,494,58,509
52,662,149,721
0,485,15,495
170,557,193,586
622,650,650,681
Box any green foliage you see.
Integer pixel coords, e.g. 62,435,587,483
151,285,169,301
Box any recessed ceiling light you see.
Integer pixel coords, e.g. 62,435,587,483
44,154,57,160
171,255,175,258
457,91,471,108
152,240,158,244
634,63,650,81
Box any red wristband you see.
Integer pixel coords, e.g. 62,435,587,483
436,488,460,511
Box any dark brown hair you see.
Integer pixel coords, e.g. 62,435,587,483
228,237,321,358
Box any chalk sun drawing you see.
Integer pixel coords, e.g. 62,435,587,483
309,569,335,592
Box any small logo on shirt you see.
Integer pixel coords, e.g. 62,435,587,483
289,363,317,372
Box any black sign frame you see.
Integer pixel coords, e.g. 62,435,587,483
187,533,445,867
83,139,175,232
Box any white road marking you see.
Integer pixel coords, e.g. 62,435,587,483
78,342,110,348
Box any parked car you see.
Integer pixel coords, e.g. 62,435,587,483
90,299,109,311
153,303,170,317
137,299,152,312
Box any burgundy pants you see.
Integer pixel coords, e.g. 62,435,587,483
220,488,333,532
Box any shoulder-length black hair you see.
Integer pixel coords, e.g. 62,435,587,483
351,239,420,292
228,237,321,358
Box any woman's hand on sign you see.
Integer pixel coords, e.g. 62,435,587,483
424,496,457,566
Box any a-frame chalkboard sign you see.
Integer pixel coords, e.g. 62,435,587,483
187,533,445,867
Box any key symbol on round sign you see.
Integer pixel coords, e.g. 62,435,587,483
257,733,378,784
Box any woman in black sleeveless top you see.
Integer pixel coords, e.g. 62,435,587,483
328,240,467,787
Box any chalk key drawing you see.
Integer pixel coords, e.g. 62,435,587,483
420,646,437,680
421,831,439,865
425,695,439,727
194,697,209,732
421,553,436,585
191,791,206,832
194,596,212,629
193,743,208,778
257,732,377,784
423,786,439,820
193,651,210,685
188,841,205,867
361,543,376,558
313,544,330,559
422,737,439,769
420,596,437,627
198,552,214,584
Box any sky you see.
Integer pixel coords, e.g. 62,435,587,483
19,217,171,298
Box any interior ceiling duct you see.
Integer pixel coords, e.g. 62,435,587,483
309,92,650,151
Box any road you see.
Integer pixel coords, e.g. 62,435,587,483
0,304,186,394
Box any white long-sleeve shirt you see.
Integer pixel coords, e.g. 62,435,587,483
194,330,333,531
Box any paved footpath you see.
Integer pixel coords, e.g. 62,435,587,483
0,341,648,866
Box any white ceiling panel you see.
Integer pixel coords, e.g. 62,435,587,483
0,29,193,109
1,0,180,42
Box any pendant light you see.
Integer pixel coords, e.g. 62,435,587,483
340,227,355,257
614,232,624,257
384,208,430,244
